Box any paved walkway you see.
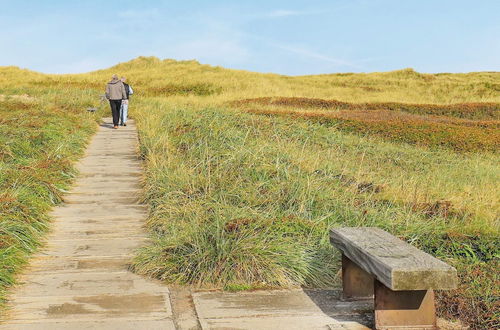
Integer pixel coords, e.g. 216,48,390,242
1,119,175,329
1,118,373,330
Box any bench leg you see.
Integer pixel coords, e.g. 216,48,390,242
374,280,437,329
341,254,374,300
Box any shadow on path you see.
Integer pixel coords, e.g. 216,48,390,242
303,288,374,328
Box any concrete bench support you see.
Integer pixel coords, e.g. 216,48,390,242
330,227,458,330
375,280,436,329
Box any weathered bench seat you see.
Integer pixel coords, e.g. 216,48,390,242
330,227,457,291
330,227,458,329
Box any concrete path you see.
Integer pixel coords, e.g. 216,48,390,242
0,119,175,329
1,118,375,329
192,289,372,329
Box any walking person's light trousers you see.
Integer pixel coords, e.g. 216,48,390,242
120,101,129,125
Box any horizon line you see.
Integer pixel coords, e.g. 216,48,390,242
1,56,499,77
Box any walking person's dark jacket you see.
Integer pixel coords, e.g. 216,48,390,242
105,77,127,100
123,82,132,100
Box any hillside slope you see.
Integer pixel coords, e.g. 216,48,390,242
0,57,498,328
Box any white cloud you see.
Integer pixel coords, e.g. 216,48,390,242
267,10,304,18
242,32,364,70
261,8,332,19
274,44,360,69
118,9,159,19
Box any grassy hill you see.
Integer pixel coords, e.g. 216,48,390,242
0,57,498,328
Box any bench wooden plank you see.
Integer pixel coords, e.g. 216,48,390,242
330,227,458,291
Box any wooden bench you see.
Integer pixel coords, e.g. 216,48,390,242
330,227,458,329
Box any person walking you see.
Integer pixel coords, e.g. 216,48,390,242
119,77,134,126
105,74,127,129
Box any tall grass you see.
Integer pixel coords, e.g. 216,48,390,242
0,89,98,310
131,99,498,328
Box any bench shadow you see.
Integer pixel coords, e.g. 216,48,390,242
303,288,375,329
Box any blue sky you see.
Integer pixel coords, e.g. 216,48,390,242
0,0,499,75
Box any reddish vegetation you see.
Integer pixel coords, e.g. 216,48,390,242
224,218,255,233
233,97,500,153
411,200,468,219
436,261,500,329
233,97,500,120
0,100,36,112
0,235,14,249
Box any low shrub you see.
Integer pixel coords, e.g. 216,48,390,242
243,108,499,153
233,97,500,120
